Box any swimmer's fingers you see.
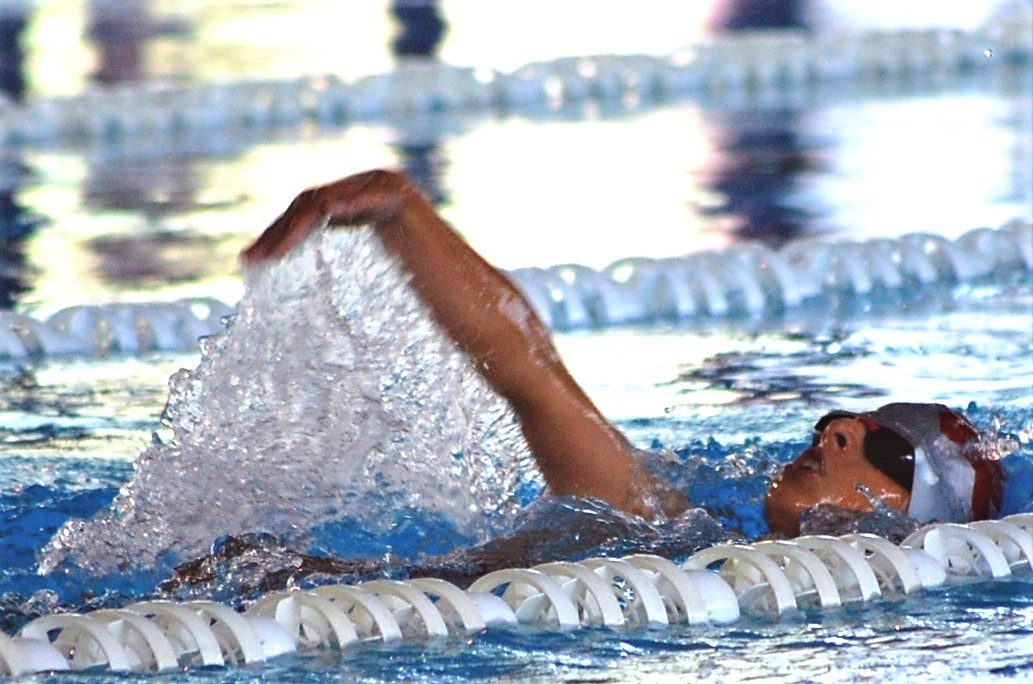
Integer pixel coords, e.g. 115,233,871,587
241,191,327,262
241,170,411,262
322,169,411,228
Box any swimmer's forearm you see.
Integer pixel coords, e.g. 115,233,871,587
373,187,668,514
243,170,684,518
243,169,566,407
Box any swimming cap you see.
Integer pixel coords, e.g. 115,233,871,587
814,403,1004,523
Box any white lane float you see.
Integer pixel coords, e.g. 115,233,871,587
3,221,1028,361
3,516,1031,677
1,15,1028,145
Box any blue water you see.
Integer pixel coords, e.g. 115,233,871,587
2,266,1032,683
1,2,1032,682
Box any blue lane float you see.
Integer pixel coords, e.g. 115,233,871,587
508,221,1033,329
1,220,1029,360
0,298,234,360
1,516,1030,676
0,14,1029,147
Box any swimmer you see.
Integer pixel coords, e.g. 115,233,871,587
242,169,1004,538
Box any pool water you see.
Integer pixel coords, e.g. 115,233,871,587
2,239,1032,681
1,2,1033,682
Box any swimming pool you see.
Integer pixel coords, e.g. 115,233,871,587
1,2,1032,681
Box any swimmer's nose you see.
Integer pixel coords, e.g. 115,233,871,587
820,418,867,458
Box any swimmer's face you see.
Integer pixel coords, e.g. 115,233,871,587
764,417,911,537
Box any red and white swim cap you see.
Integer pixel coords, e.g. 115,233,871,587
819,403,1004,523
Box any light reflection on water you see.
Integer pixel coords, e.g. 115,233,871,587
6,73,1030,314
0,1,1027,313
18,2,1011,97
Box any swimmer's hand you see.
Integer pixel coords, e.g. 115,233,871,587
242,169,414,262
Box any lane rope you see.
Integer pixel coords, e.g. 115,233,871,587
2,515,1030,675
0,19,1029,147
1,220,1029,360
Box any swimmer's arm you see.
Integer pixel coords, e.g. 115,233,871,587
243,170,686,519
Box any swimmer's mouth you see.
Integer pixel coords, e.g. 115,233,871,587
784,447,824,479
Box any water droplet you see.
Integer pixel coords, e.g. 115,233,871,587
984,48,994,58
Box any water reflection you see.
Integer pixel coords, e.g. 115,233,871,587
0,5,28,102
701,0,820,247
79,1,241,298
86,231,225,289
711,0,808,31
80,144,248,293
0,4,34,309
0,2,1024,312
87,0,189,86
698,107,825,247
74,0,457,286
389,1,449,204
395,133,449,205
390,0,446,58
82,154,201,218
0,187,39,310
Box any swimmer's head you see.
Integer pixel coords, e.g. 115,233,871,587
764,403,1004,538
764,413,913,537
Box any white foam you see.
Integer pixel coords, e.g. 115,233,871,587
40,229,532,574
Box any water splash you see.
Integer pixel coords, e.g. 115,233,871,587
40,229,533,575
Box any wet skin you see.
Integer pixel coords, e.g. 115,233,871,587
765,417,911,537
243,169,908,536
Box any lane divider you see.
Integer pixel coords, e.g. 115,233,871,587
2,515,1030,676
0,298,233,360
509,221,1032,329
1,18,1028,147
1,221,1029,361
